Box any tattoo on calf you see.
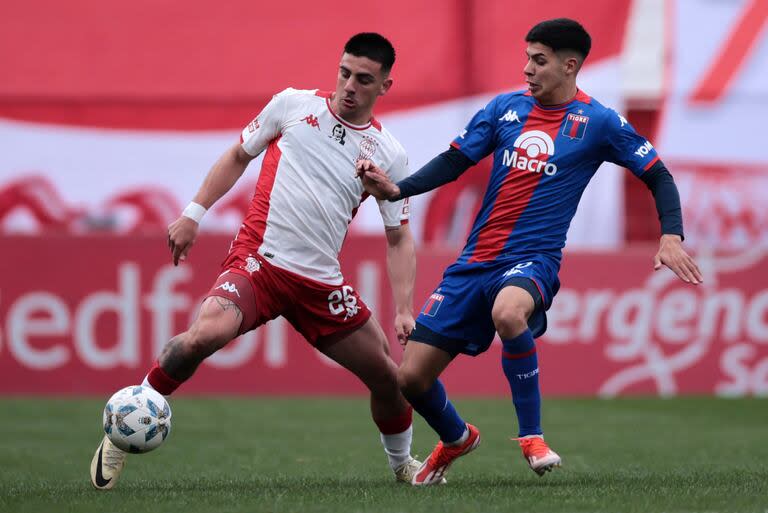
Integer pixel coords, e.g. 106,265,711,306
158,334,199,382
156,296,243,382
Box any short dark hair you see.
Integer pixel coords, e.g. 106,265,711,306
526,18,592,60
344,32,396,73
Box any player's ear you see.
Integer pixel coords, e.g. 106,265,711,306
564,55,580,76
379,77,393,96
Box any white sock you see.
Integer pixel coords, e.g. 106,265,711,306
380,425,413,470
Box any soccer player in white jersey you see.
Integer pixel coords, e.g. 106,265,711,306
91,33,423,489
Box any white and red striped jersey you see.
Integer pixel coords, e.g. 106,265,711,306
235,88,410,285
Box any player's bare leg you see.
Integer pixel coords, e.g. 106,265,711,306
398,341,478,485
318,316,419,483
398,341,454,400
493,285,561,476
91,295,243,490
155,295,243,382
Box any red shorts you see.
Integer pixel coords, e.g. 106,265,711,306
206,250,371,345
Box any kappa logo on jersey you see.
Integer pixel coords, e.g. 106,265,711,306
302,114,321,130
215,282,241,297
498,110,521,123
422,293,444,317
328,285,360,320
635,141,654,157
562,112,589,140
247,118,260,133
503,130,558,176
356,136,378,161
617,113,628,127
329,123,346,145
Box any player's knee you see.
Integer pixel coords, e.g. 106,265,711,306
397,366,431,399
492,305,529,340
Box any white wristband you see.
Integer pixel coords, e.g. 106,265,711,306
182,202,207,223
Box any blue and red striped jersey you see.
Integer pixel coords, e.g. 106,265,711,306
451,89,659,267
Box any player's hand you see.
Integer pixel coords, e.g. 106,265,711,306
394,310,415,346
167,216,199,266
653,234,703,284
355,159,400,200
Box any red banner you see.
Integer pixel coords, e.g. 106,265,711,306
1,236,766,396
671,160,768,250
1,0,629,127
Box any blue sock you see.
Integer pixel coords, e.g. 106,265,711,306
501,330,542,436
406,379,466,443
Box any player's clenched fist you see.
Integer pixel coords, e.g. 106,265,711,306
394,311,415,346
355,159,400,200
167,216,199,266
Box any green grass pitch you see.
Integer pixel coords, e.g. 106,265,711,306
1,397,766,513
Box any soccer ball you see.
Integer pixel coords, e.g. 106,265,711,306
102,385,172,453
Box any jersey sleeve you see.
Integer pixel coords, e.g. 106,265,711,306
449,97,499,163
239,89,293,156
378,144,411,228
603,109,661,177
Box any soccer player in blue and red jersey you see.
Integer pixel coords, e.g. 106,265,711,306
357,18,703,486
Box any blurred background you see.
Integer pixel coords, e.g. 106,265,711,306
1,0,767,397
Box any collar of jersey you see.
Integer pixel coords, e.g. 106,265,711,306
324,97,375,131
531,88,592,111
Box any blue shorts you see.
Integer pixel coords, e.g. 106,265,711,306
410,258,560,357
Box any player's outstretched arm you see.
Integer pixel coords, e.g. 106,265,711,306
168,143,255,265
604,104,702,285
653,234,703,284
356,159,401,200
635,160,702,284
357,148,475,202
385,223,416,345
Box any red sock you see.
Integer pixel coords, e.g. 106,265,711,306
374,406,413,435
145,360,183,395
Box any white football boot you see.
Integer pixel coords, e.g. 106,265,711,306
90,435,127,490
394,457,447,484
